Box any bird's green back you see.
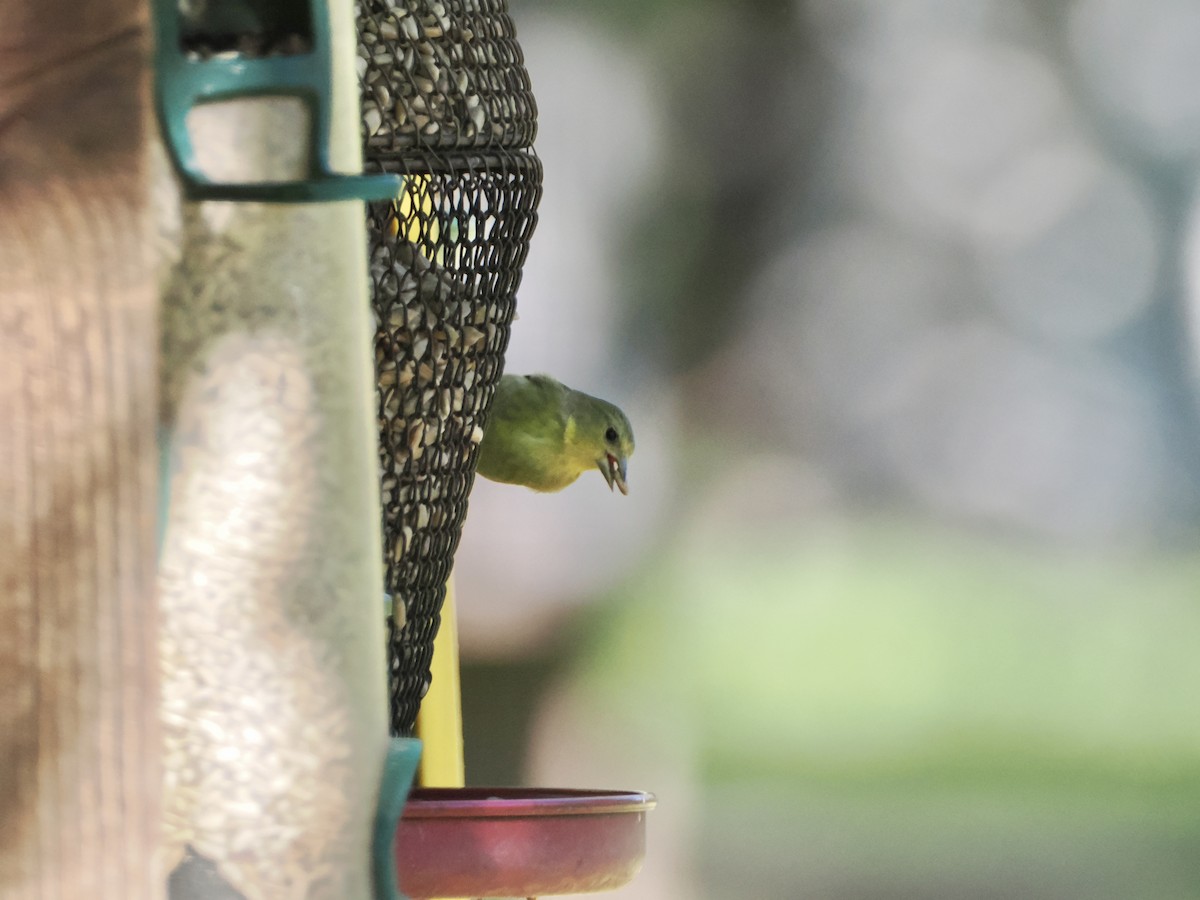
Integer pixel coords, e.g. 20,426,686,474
476,375,572,490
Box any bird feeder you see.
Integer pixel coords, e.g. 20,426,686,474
359,2,655,898
151,0,651,894
155,0,399,895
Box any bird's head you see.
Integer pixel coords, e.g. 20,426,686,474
595,406,635,495
561,384,636,495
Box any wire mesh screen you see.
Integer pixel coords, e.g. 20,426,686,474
358,0,542,734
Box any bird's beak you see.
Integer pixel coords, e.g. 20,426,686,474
600,453,629,495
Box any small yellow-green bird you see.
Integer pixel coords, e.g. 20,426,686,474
476,373,635,494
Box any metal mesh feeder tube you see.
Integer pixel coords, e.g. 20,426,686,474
357,0,542,735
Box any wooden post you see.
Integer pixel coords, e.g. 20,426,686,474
0,1,161,896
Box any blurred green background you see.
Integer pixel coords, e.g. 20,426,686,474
452,0,1200,896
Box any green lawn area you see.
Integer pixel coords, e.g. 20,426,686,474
578,519,1200,897
698,774,1200,899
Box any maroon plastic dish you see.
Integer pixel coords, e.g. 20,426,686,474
395,787,656,898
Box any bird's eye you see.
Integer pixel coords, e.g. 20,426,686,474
605,426,618,443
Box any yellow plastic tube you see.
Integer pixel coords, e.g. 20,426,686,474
415,575,466,789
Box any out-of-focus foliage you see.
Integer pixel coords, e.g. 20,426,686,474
454,0,1200,896
568,518,1200,897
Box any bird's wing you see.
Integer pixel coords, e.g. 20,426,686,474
489,374,568,437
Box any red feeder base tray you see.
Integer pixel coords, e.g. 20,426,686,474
395,787,656,898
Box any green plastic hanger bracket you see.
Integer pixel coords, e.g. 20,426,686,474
153,0,401,203
373,737,422,900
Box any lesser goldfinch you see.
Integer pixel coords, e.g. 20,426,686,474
476,373,635,494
